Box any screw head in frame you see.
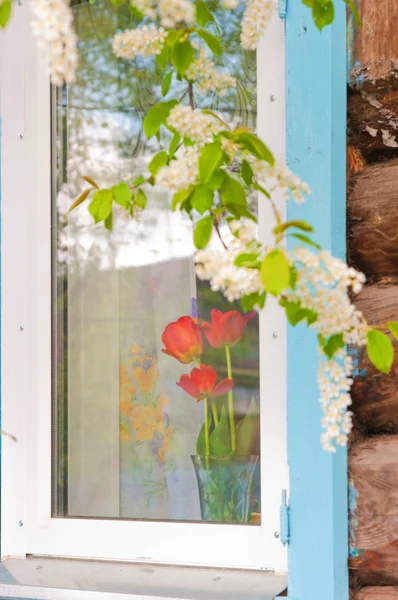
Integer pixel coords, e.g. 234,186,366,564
274,531,280,539
19,325,24,331
19,133,24,140
272,332,278,339
270,95,276,102
19,520,23,527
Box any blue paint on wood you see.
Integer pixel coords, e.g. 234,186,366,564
348,478,359,558
286,1,348,599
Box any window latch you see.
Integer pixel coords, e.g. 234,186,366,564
280,489,290,546
278,0,287,20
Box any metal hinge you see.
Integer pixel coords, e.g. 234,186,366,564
280,489,290,546
278,0,287,20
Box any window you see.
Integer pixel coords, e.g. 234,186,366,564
1,0,288,571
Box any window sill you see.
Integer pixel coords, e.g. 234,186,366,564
0,557,287,600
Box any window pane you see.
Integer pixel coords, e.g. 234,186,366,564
52,0,260,524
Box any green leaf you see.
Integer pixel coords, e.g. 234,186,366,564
207,170,226,191
161,71,173,96
148,151,169,176
171,40,195,75
289,266,298,289
220,174,247,208
274,220,314,234
105,211,113,231
236,398,260,455
209,406,231,457
0,1,11,28
143,100,178,139
68,188,93,214
367,329,394,374
112,182,132,209
323,333,345,359
345,0,361,26
82,175,99,189
234,252,260,268
169,132,181,156
302,0,312,6
312,0,335,30
260,249,291,296
190,184,214,215
171,186,194,211
197,29,222,56
241,160,254,186
135,188,147,209
199,141,224,183
89,189,113,223
195,0,215,26
166,29,185,46
194,215,213,249
388,322,398,342
133,174,146,186
155,44,170,69
236,133,274,165
241,292,266,312
290,233,321,250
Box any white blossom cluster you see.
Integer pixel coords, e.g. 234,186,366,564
131,0,195,27
30,0,78,86
318,351,354,452
156,145,200,192
240,0,277,50
254,160,311,204
186,49,237,96
196,219,263,302
112,25,167,59
285,247,367,450
167,105,224,143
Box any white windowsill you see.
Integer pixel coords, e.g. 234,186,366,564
0,557,287,600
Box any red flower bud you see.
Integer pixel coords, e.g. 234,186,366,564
161,316,204,364
201,309,256,348
177,364,234,402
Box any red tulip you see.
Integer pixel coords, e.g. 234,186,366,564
201,309,256,348
161,316,204,364
177,364,234,402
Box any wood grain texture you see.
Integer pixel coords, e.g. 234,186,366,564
349,437,398,585
349,0,398,83
350,284,398,431
353,588,398,600
347,160,398,276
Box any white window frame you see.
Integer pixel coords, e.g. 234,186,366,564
0,2,288,572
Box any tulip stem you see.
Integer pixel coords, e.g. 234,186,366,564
204,397,210,457
225,345,236,453
211,401,219,427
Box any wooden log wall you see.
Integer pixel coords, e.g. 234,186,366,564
348,1,398,598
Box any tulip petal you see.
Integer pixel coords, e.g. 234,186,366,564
191,364,217,395
244,311,257,323
201,322,223,348
177,374,201,399
212,378,234,397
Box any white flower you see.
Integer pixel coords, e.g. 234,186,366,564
167,105,224,143
30,0,78,85
195,219,263,302
130,0,195,27
223,0,239,8
254,159,310,204
186,49,236,96
241,0,277,50
156,145,200,192
112,25,167,59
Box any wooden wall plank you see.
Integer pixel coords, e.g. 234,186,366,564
350,438,398,585
348,160,398,277
354,588,398,600
349,0,398,83
350,285,398,431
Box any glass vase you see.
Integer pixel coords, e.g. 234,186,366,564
191,455,259,524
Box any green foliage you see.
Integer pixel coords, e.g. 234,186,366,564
209,406,231,456
199,141,224,183
161,71,173,96
143,100,178,139
148,151,169,176
0,1,12,28
197,29,222,55
367,329,394,374
235,398,259,455
261,249,291,296
195,1,215,27
281,299,318,327
190,184,214,214
388,322,398,342
112,182,132,208
241,291,266,312
194,215,213,249
171,40,195,75
89,189,113,223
